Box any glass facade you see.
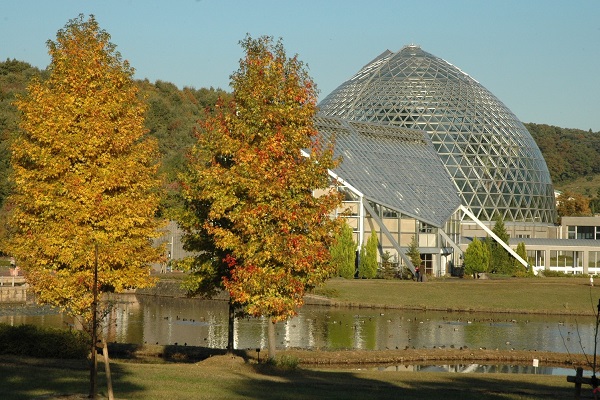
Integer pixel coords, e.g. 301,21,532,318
318,45,557,223
315,115,461,228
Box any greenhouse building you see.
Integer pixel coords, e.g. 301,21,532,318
315,45,600,277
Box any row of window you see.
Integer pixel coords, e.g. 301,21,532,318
567,226,600,240
527,250,600,270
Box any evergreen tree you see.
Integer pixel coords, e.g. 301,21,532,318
513,242,533,277
464,237,489,278
489,214,514,275
359,233,378,278
406,235,421,274
330,222,356,279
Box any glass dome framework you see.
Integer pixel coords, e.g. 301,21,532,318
318,45,556,223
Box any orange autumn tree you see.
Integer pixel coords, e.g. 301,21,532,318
5,15,163,327
179,35,341,358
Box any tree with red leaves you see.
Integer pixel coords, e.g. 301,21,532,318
178,35,341,358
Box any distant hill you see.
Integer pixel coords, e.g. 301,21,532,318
1,59,599,214
525,123,600,187
0,59,230,215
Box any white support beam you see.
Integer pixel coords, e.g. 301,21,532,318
459,205,533,273
362,200,415,272
438,229,463,259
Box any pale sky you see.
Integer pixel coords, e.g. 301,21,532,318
1,0,599,131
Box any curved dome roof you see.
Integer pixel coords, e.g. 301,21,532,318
318,45,556,223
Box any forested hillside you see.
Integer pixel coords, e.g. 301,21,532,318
525,123,600,185
1,59,599,215
0,59,230,216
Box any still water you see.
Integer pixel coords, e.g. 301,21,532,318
0,294,597,355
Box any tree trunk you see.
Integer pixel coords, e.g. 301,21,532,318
89,243,99,399
227,300,235,353
267,319,277,360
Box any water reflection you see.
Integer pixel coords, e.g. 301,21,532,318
371,364,589,376
0,294,596,354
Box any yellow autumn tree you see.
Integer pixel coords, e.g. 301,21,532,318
4,15,163,325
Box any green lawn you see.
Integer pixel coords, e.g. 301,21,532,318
316,276,600,315
0,355,577,400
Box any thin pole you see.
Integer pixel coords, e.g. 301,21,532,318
89,243,98,399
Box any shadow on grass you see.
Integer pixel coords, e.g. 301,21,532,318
230,366,574,400
0,356,144,400
108,342,253,363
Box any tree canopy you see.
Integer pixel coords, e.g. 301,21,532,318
3,15,163,320
179,35,341,328
556,190,592,218
463,237,489,278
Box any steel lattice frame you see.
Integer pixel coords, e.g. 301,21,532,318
318,45,556,223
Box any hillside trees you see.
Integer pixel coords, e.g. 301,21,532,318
526,123,600,184
137,80,231,216
3,15,164,393
178,35,341,358
0,60,44,212
0,60,230,226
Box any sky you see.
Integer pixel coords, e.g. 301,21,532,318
1,0,599,132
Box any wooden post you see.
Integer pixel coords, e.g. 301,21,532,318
102,339,114,400
567,367,584,399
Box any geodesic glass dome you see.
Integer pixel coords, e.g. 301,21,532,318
318,45,556,223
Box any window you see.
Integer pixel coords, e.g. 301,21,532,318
419,222,433,233
589,252,600,272
577,226,594,240
422,253,433,276
550,250,583,272
526,250,544,267
568,225,599,240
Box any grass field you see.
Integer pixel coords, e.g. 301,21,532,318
0,354,577,400
316,276,600,315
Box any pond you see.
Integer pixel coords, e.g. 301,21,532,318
0,294,597,356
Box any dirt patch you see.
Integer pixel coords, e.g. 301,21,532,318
199,354,247,368
280,348,589,370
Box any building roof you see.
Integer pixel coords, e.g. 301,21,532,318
318,44,556,224
463,236,600,249
314,115,461,227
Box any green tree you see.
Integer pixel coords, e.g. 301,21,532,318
556,191,592,219
178,35,341,359
359,233,378,279
406,235,421,276
3,15,163,396
464,237,489,278
513,242,533,277
330,222,356,279
489,214,514,275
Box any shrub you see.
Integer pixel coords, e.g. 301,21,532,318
0,323,88,358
